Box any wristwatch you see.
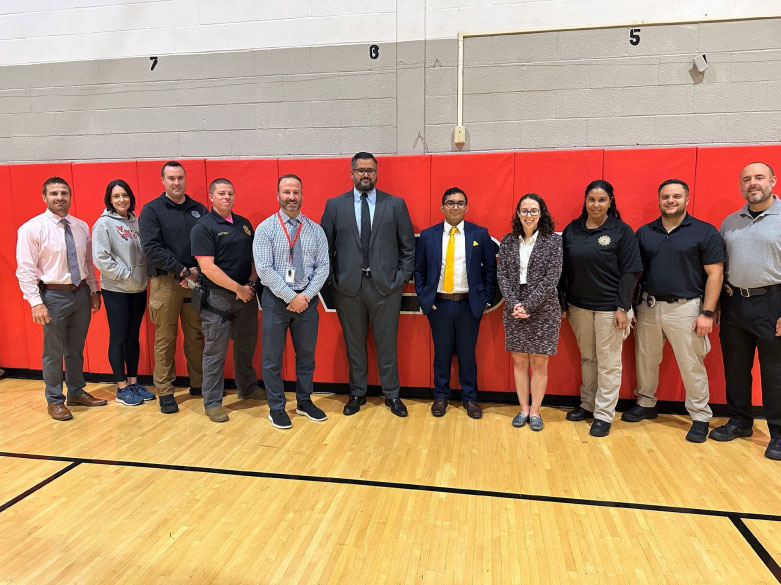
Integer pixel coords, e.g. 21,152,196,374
701,310,715,318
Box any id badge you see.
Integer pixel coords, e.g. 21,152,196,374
285,268,296,284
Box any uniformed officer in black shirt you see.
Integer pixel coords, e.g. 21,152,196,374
623,179,724,443
190,178,263,423
139,161,207,413
561,179,642,437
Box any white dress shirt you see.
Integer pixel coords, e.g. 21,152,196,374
16,209,98,307
518,231,538,285
437,220,469,293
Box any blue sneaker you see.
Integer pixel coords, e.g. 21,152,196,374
116,386,144,406
130,384,156,402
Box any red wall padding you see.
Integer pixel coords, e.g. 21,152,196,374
4,147,777,405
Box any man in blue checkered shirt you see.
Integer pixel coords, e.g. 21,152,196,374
254,174,330,429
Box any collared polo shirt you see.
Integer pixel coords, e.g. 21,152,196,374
561,216,642,311
190,208,255,290
720,195,781,288
636,213,724,298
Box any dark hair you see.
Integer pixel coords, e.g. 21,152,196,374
104,179,136,213
511,193,554,237
441,187,467,205
161,160,185,177
277,173,303,190
209,178,233,194
42,176,71,196
658,178,689,195
578,179,621,221
747,161,775,177
351,152,377,168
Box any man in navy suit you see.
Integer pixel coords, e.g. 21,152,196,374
414,187,497,419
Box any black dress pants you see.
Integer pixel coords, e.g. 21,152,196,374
719,289,781,438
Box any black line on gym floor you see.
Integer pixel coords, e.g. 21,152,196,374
2,451,779,524
731,517,781,583
0,461,80,514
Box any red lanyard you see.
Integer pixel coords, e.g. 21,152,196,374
277,212,303,262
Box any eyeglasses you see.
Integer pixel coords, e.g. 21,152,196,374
443,201,467,209
518,209,540,216
352,168,377,176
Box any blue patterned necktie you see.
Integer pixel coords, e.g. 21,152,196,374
287,217,304,282
61,218,82,286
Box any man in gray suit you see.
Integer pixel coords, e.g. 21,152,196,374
321,152,416,417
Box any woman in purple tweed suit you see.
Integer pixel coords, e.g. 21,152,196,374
497,194,563,431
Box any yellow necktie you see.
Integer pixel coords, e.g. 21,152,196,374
444,226,457,292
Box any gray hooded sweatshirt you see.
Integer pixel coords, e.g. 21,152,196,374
92,210,148,293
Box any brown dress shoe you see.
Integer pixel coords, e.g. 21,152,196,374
463,401,483,419
66,391,108,407
431,398,448,417
48,403,73,421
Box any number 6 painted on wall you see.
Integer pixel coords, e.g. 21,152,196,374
369,45,380,59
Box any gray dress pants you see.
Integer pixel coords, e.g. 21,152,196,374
41,286,92,404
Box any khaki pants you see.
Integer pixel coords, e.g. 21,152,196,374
148,275,204,395
569,305,632,423
635,298,712,421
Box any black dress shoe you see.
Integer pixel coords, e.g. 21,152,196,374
566,407,594,421
589,419,611,437
385,397,408,417
621,404,658,422
765,438,781,461
343,395,366,416
709,421,753,442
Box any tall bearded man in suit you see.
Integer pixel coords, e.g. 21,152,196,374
320,152,416,417
414,187,497,419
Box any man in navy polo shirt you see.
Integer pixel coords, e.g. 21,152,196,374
623,179,724,443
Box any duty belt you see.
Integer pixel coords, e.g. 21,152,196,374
642,292,697,307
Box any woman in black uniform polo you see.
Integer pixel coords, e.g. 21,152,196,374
560,180,642,437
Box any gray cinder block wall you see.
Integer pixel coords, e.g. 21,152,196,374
1,18,780,162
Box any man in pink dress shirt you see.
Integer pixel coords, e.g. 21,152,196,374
16,177,105,421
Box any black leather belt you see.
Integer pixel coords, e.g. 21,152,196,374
725,282,781,298
436,292,469,302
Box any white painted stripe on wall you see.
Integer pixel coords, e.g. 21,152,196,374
0,0,778,66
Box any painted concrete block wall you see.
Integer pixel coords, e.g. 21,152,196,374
0,1,774,65
425,19,781,152
1,3,781,162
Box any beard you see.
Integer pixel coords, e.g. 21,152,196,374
354,177,375,193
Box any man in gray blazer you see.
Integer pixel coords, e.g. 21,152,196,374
320,152,416,417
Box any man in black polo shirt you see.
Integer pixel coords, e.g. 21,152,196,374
190,178,263,423
139,161,207,413
622,179,724,443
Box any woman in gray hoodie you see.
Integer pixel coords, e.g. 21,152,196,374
92,179,154,406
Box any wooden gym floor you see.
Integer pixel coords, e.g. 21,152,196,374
0,377,779,585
